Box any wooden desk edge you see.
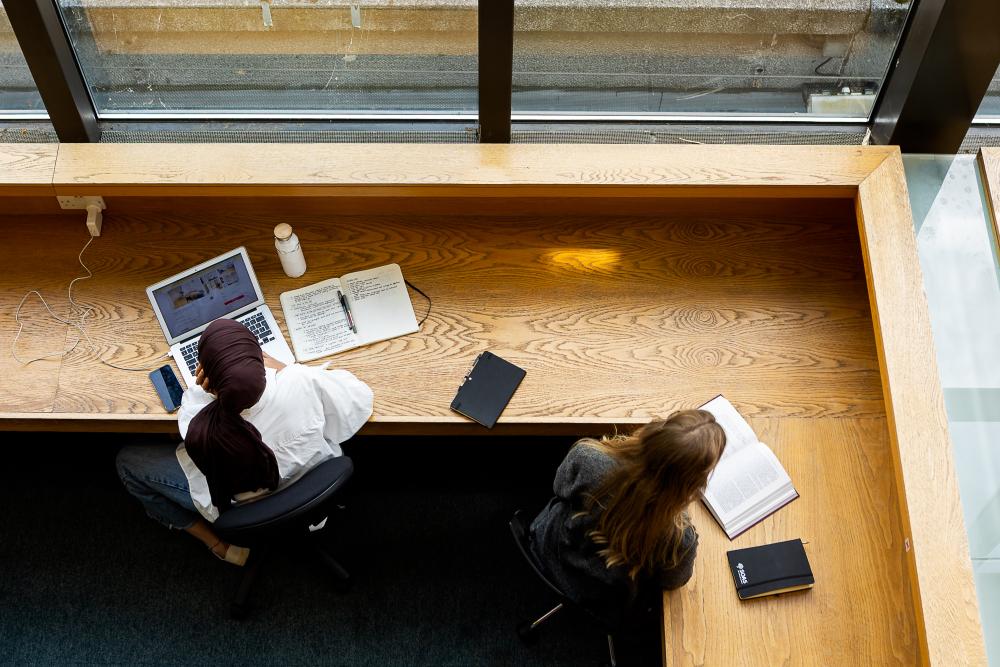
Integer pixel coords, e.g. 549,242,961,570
855,154,987,666
49,183,861,199
0,144,58,191
0,413,647,436
3,143,889,200
978,148,1000,247
48,143,891,188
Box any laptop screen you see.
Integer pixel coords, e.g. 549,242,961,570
151,251,261,340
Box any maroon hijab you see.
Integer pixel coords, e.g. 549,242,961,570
184,318,279,513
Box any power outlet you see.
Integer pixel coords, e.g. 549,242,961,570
58,195,106,236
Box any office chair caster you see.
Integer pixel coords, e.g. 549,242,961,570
315,541,352,593
516,621,540,645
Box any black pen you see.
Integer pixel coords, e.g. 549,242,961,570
337,289,357,334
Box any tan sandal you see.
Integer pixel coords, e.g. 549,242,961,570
210,540,250,567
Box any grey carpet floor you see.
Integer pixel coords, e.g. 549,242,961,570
0,434,660,666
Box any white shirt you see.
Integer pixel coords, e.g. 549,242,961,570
176,363,374,522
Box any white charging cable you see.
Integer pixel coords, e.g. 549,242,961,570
12,234,169,371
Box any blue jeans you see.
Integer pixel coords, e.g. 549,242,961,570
116,443,199,530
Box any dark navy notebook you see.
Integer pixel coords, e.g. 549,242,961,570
727,538,814,600
450,351,526,428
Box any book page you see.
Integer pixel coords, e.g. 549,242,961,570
279,278,358,362
703,442,791,522
342,263,419,346
700,395,759,462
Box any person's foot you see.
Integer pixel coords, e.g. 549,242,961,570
209,541,250,566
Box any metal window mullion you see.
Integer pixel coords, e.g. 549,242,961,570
478,0,514,143
5,0,100,142
870,0,1000,152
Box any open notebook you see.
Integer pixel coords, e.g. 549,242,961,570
279,263,418,362
700,395,798,539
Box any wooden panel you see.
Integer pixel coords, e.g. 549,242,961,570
0,144,58,196
52,144,893,198
0,216,82,413
856,154,987,665
978,148,1000,243
0,199,884,428
663,416,918,665
95,194,857,219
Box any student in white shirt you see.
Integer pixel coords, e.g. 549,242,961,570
116,319,373,566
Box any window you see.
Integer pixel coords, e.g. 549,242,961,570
0,1,47,115
975,63,1000,120
511,0,914,120
55,1,477,117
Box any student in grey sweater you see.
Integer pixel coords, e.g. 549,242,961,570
530,410,726,626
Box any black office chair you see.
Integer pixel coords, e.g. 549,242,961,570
509,510,619,667
214,455,354,619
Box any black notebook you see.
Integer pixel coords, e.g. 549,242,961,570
450,351,526,428
726,539,814,600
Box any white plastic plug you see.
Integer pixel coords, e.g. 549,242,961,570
86,204,103,236
57,195,106,237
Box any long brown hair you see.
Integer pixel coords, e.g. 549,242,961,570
583,409,726,579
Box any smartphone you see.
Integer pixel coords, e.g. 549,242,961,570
149,364,184,413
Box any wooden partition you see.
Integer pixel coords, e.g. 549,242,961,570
980,148,1000,242
0,144,986,665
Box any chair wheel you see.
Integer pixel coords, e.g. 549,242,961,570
517,621,539,645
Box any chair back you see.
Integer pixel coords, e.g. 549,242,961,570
214,456,353,540
509,510,571,601
511,509,638,631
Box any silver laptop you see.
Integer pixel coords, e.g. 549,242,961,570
146,246,295,387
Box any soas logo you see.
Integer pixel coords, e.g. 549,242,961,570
736,562,748,584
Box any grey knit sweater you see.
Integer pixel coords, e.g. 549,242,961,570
529,442,698,625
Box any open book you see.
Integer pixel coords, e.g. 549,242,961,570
279,263,418,362
700,395,798,539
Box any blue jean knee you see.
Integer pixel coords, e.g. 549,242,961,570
116,443,199,531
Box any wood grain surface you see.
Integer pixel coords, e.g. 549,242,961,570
0,217,80,413
855,155,987,666
0,144,58,196
979,148,1000,246
663,416,918,666
51,144,894,198
0,199,885,428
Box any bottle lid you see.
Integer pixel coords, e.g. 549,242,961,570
274,223,293,240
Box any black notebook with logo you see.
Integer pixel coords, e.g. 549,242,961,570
727,539,814,600
450,351,526,428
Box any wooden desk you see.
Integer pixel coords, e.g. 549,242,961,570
0,144,57,196
0,144,985,665
668,417,916,664
2,197,883,430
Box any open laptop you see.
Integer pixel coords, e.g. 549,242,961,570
146,246,295,387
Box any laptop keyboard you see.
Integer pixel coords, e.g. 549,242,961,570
179,312,276,377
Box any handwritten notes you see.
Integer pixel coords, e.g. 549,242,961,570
281,280,356,361
280,263,419,362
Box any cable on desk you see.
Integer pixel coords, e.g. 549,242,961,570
12,233,169,371
404,279,432,326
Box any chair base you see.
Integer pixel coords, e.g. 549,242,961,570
517,602,617,667
228,537,351,620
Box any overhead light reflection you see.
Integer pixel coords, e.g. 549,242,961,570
544,248,621,271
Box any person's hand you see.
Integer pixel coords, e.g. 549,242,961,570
261,350,287,372
195,362,216,395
